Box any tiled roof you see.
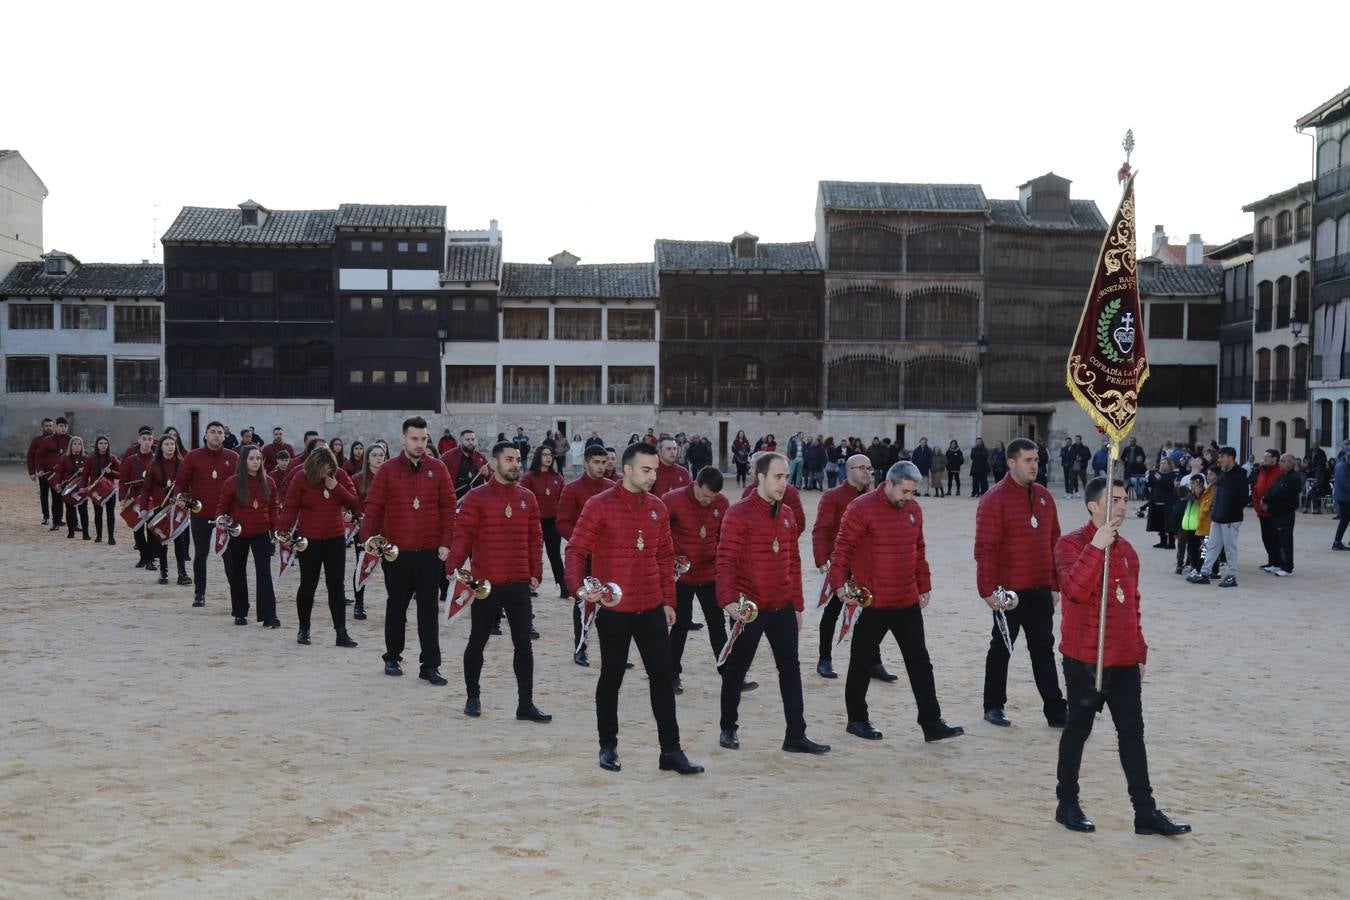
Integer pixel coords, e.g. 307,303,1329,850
1140,263,1223,296
1152,243,1221,266
0,261,164,297
820,181,989,212
162,206,338,245
654,240,822,271
1240,181,1314,213
444,243,502,283
501,262,657,298
987,199,1107,231
336,204,445,229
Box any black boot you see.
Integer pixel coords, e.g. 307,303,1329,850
335,630,358,648
1056,800,1095,832
1134,808,1191,836
658,749,704,775
353,599,366,620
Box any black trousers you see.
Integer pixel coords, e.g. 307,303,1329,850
845,606,942,727
670,581,727,675
44,478,64,525
818,596,883,667
595,606,680,751
972,473,989,496
983,587,1065,720
1335,501,1350,544
947,471,961,494
383,550,442,671
719,605,806,740
1269,512,1295,572
150,530,190,575
65,501,89,537
295,536,346,633
134,519,152,565
92,498,116,540
224,533,275,621
37,477,50,520
540,518,565,587
189,516,215,594
464,582,534,705
1258,516,1279,568
1056,657,1155,813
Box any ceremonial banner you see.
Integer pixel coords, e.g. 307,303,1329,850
352,548,381,594
212,524,232,558
1065,172,1149,443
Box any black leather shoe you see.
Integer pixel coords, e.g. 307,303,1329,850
296,630,310,645
817,659,838,679
464,696,481,717
107,537,116,546
192,596,205,608
134,560,146,569
922,720,965,742
574,649,590,667
869,663,899,682
599,745,621,772
490,623,503,636
384,660,403,676
1134,808,1191,836
718,729,740,750
559,586,570,599
516,704,552,723
420,669,448,686
984,708,1011,727
177,574,193,586
741,680,758,692
659,749,704,774
233,616,247,626
689,621,704,631
353,603,366,620
157,573,169,585
265,619,281,629
1056,800,1095,833
335,631,358,648
672,675,683,694
847,721,883,740
145,561,157,572
782,735,831,754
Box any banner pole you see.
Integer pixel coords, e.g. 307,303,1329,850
1094,441,1118,692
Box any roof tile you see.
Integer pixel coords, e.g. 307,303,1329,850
654,240,821,271
500,262,656,298
0,261,164,297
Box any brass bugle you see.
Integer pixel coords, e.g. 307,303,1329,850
733,594,759,623
214,515,242,537
674,556,692,579
275,530,309,552
580,575,622,608
455,567,492,600
363,535,400,562
994,585,1019,611
176,492,203,514
843,580,874,608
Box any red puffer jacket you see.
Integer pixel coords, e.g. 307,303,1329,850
662,484,729,584
741,483,807,538
278,469,359,540
216,474,280,539
556,474,610,540
563,486,675,613
653,462,691,496
440,447,489,489
261,441,295,473
36,433,71,475
25,433,44,476
137,458,182,513
449,479,543,585
974,474,1061,597
357,453,456,552
521,470,565,520
119,450,153,503
1055,523,1147,667
80,453,120,489
811,481,867,568
826,489,930,609
177,446,240,520
52,453,87,502
716,493,804,612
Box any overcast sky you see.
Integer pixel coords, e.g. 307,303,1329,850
8,1,1346,266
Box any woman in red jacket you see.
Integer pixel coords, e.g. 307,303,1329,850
343,441,365,477
138,434,188,586
217,445,281,628
53,436,90,540
522,445,567,597
351,441,388,620
278,445,360,648
83,435,121,545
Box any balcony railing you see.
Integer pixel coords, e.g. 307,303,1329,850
1219,376,1250,401
114,324,161,344
906,319,980,341
1314,253,1350,284
1292,380,1307,401
1316,162,1350,200
6,374,50,392
169,371,330,398
503,383,549,404
1254,381,1271,402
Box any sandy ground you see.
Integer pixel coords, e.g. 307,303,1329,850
1,462,1347,899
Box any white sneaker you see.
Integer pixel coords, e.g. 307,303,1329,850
1273,569,1293,577
1260,565,1278,574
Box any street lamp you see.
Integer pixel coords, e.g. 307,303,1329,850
436,325,449,357
1289,318,1304,341
1288,317,1315,452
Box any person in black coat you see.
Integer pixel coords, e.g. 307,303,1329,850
990,441,1008,483
1260,453,1301,575
1145,459,1178,547
945,441,965,496
969,438,990,497
1035,440,1051,487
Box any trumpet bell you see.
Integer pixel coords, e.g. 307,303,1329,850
381,542,399,562
293,536,309,553
738,598,759,624
674,555,692,576
997,587,1019,611
600,582,623,608
473,578,492,600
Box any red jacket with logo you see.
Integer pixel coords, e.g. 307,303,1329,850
662,484,729,584
358,453,456,552
26,433,47,476
974,474,1061,597
216,473,280,539
80,453,120,492
827,489,930,609
52,452,87,501
1252,464,1280,518
653,462,691,497
137,457,183,513
716,493,804,612
440,447,489,492
36,433,71,475
811,481,868,568
119,449,154,503
261,440,295,473
556,473,611,541
278,469,359,540
177,446,240,520
1055,523,1147,667
521,469,565,520
448,479,543,585
741,482,807,539
563,486,675,613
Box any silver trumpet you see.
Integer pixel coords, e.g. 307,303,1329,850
362,534,400,562
993,585,1019,655
213,515,243,538
674,556,692,581
579,576,623,608
731,594,759,623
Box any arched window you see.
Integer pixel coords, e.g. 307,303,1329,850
1295,271,1310,323
1256,217,1273,252
827,357,900,409
768,289,819,340
907,226,981,273
1274,345,1290,401
983,352,1055,404
827,225,903,273
1255,348,1271,402
1255,281,1273,331
661,354,712,408
905,289,979,341
717,354,765,408
905,357,976,410
1258,417,1270,437
1296,203,1311,241
985,296,1042,343
1275,210,1293,247
717,284,767,340
662,287,713,341
1316,218,1337,262
1275,421,1287,453
828,289,902,340
1276,276,1291,329
1317,398,1333,446
1338,399,1350,444
1317,140,1340,176
1293,417,1307,440
767,355,820,409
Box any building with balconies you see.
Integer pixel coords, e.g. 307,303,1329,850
1210,234,1254,459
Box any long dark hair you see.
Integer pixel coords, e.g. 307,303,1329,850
91,435,113,465
236,445,270,504
153,434,180,483
329,437,346,466
529,444,554,474
359,442,387,494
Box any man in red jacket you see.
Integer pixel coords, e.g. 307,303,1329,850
828,461,963,743
811,453,893,681
26,417,54,525
177,421,240,607
564,441,703,775
975,437,1067,728
441,429,490,498
261,426,295,473
653,437,692,496
1052,476,1191,838
740,472,806,539
360,416,457,685
664,467,732,692
120,426,157,569
716,452,830,755
38,417,72,530
557,444,613,666
1250,449,1282,571
448,441,550,723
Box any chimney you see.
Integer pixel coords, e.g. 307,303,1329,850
1186,233,1203,265
731,231,759,259
1151,224,1167,256
488,218,500,245
548,250,580,268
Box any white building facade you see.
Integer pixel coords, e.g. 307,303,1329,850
0,150,46,282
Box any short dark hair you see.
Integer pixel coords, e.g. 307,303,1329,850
622,441,658,468
402,416,427,433
138,425,154,436
276,449,291,461
755,452,785,478
1218,446,1237,458
1007,437,1036,459
41,417,53,424
460,428,475,437
696,467,724,491
55,416,68,425
1083,476,1126,507
1263,448,1279,458
304,430,318,439
273,426,284,433
491,440,516,458
206,420,225,431
584,444,608,460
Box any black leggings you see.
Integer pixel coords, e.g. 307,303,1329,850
541,518,565,587
65,501,89,537
295,536,347,633
92,498,116,540
947,471,961,494
151,530,190,574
